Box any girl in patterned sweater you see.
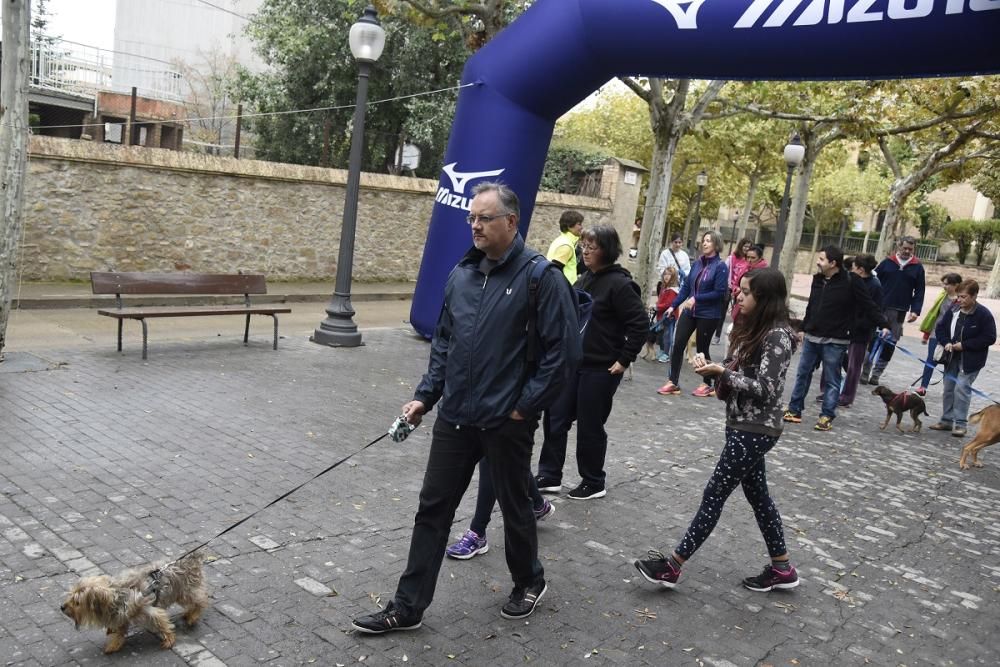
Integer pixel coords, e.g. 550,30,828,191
633,268,801,592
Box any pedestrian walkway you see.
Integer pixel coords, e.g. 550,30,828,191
1,321,998,665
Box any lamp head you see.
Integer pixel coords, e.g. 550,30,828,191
783,133,805,167
696,170,708,187
350,5,386,63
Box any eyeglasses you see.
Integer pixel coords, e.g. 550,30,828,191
580,244,599,253
466,213,509,225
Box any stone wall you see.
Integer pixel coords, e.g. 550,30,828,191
21,137,613,282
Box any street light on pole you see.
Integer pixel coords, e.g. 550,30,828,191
689,170,708,254
312,5,386,349
839,205,851,248
770,133,805,272
728,211,739,255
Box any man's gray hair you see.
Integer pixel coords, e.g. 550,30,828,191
471,181,520,218
898,235,917,246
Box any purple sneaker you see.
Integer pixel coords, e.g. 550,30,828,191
633,550,680,589
534,499,555,522
742,563,799,592
445,530,488,560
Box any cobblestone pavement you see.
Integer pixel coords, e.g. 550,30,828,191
1,328,998,666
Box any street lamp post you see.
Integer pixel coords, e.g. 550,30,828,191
839,205,851,248
770,133,805,272
728,212,739,255
689,170,708,253
312,6,386,348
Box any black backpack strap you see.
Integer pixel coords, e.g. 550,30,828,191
526,255,548,365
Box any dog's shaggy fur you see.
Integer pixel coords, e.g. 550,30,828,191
61,552,208,654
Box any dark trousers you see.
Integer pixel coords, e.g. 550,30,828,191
669,311,720,387
394,417,542,618
865,308,905,377
536,368,623,488
470,457,545,537
675,427,787,560
837,340,869,405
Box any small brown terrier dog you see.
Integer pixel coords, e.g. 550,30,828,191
61,552,208,654
959,405,1000,470
872,385,929,433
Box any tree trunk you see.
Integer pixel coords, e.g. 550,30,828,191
778,155,817,286
737,173,760,241
0,0,31,360
876,184,914,259
637,128,682,297
987,244,1000,299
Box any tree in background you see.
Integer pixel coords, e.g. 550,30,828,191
175,48,241,156
396,0,529,51
0,0,30,360
237,0,469,177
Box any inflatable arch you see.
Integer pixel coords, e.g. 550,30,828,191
410,0,1000,338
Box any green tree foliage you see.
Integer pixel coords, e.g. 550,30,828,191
539,140,610,194
915,201,950,241
944,220,976,264
236,0,468,175
972,219,1000,266
970,160,1000,207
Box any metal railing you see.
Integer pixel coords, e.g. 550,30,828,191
29,39,184,103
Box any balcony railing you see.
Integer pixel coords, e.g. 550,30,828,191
29,39,183,103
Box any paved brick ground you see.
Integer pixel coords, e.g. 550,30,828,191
1,329,998,666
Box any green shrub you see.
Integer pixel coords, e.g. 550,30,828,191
540,141,612,194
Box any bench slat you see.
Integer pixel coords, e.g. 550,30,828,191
91,272,268,295
97,305,291,318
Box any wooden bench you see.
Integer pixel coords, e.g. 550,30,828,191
91,272,292,360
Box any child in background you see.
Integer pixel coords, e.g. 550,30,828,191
653,266,680,363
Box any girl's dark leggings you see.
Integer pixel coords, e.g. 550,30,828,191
675,427,788,560
669,311,721,387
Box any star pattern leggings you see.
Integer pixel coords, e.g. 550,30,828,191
675,427,787,560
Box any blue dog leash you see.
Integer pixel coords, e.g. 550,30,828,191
871,331,999,406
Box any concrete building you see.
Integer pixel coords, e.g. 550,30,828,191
112,0,264,99
927,182,996,222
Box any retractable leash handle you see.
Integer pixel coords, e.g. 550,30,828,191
388,414,418,442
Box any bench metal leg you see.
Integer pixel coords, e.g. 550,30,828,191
272,315,279,350
117,319,123,352
140,319,148,360
244,314,251,346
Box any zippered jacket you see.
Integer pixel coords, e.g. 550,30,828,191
802,269,886,340
574,264,648,369
673,254,728,319
874,255,926,314
935,303,997,374
414,235,580,428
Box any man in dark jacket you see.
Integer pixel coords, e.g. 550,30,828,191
353,182,580,634
929,279,997,437
783,246,887,432
838,253,883,407
863,236,926,385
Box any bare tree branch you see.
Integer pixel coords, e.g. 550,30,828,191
618,76,651,104
878,135,903,180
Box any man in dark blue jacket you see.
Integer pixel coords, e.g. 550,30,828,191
353,182,580,634
863,236,926,385
929,279,996,437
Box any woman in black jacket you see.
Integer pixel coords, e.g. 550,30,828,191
536,225,649,500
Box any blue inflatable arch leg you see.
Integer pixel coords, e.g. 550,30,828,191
410,0,1000,338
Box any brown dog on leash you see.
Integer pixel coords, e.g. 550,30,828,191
872,386,929,433
958,405,1000,469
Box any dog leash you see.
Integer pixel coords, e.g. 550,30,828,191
872,333,1000,406
165,415,418,567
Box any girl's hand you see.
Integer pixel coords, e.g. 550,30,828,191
695,363,725,377
608,361,626,375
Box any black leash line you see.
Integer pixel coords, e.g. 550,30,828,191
170,431,391,565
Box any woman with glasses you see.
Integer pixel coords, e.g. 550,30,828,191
535,225,648,501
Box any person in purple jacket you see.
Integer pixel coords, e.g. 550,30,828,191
929,279,997,438
657,231,729,398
